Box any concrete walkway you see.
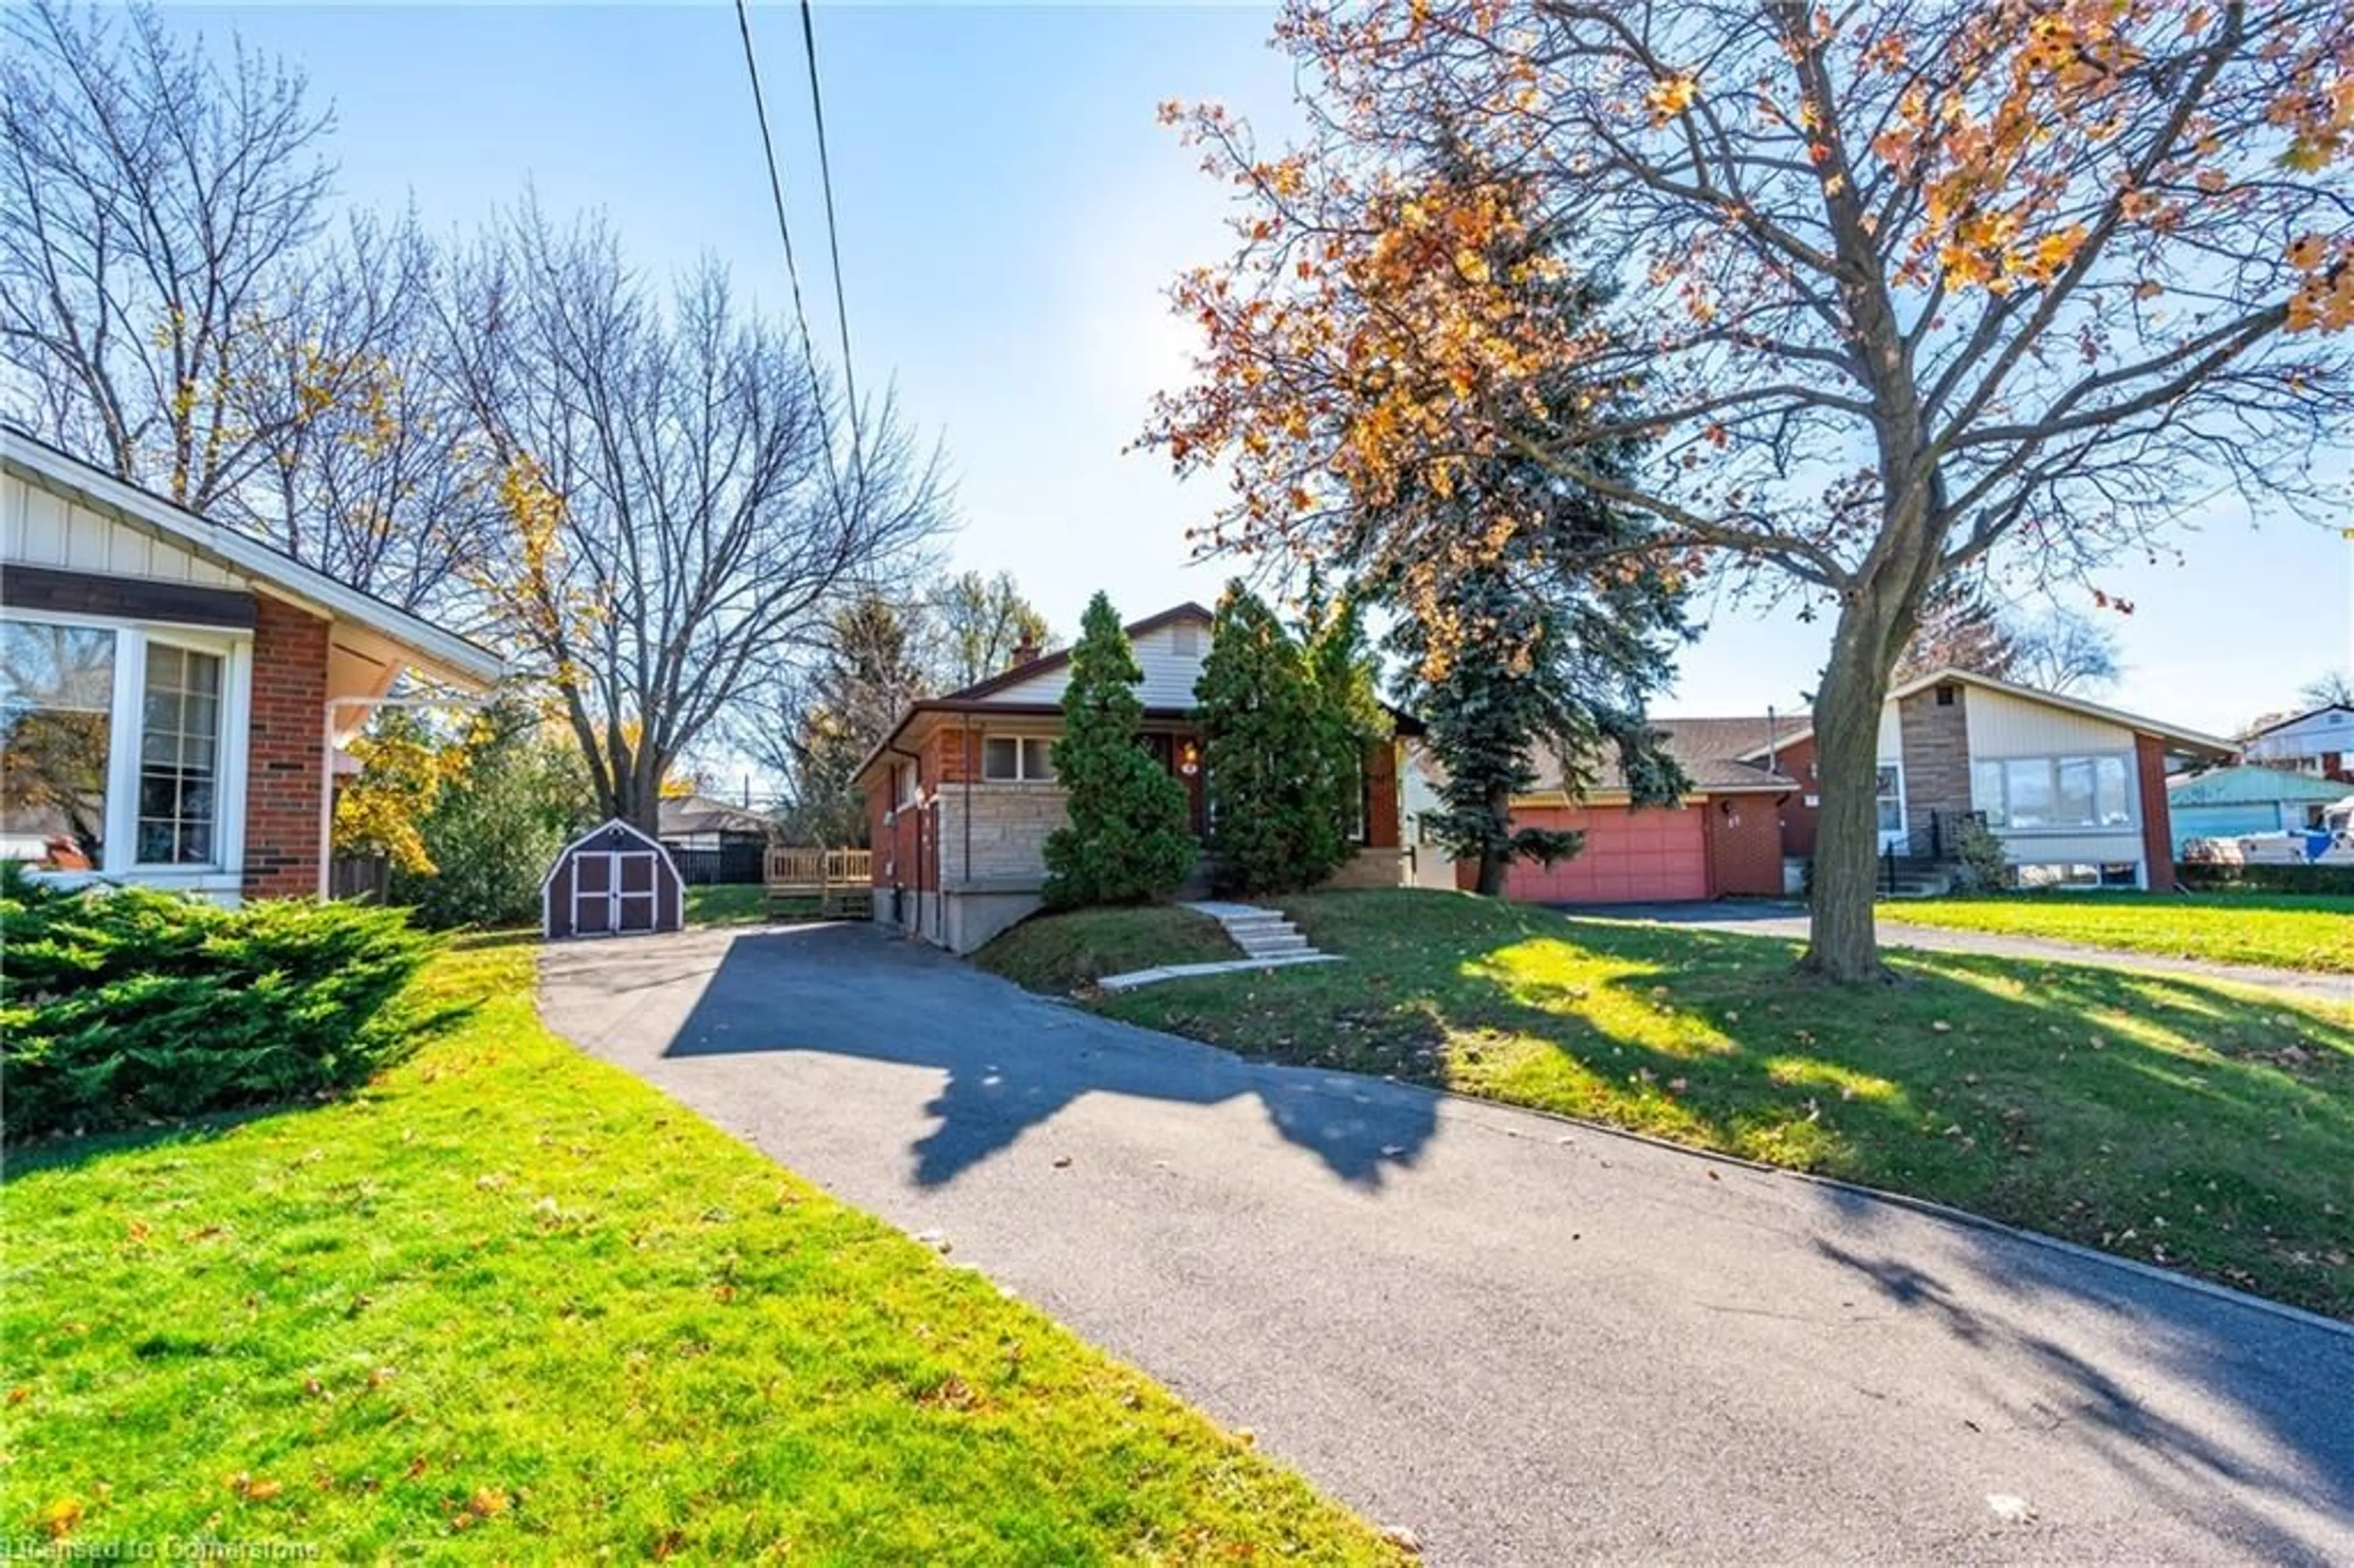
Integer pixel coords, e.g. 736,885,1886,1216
541,923,2353,1566
1552,900,2352,1003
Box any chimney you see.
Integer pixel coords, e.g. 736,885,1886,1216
1010,633,1041,669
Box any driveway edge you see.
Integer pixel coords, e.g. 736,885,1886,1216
1428,1076,2354,1341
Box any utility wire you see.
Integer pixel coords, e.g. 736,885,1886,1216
796,0,864,478
732,0,852,497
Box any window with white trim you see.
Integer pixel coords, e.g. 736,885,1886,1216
0,621,114,869
1,617,239,876
1971,755,2132,830
1874,764,1903,835
981,736,1055,782
137,642,223,864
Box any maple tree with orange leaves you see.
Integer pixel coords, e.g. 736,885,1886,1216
1145,0,2354,981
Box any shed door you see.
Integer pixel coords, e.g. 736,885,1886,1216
614,851,661,933
570,849,663,935
572,852,615,935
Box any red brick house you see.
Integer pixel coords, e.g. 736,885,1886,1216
1471,668,2236,904
853,602,1417,953
2,430,502,902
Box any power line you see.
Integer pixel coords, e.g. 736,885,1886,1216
731,0,851,494
796,0,864,474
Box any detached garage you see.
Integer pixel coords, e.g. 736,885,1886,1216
543,819,685,939
1476,718,1799,905
1499,804,1711,902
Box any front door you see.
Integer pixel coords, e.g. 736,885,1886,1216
1143,734,1207,835
1875,764,1907,853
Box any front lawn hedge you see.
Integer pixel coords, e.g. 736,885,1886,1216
0,871,436,1140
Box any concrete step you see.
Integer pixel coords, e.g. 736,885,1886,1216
1236,936,1312,957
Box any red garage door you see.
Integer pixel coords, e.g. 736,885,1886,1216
1502,804,1710,904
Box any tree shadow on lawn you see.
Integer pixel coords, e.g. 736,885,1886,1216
1188,912,2353,1314
649,924,1438,1189
1160,904,2354,1550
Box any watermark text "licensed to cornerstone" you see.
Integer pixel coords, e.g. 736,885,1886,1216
0,1541,319,1562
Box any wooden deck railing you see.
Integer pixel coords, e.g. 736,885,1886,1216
764,846,875,917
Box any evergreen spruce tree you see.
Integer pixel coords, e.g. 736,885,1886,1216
1041,593,1196,907
1194,583,1355,895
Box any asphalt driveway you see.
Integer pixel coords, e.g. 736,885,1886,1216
541,923,2354,1566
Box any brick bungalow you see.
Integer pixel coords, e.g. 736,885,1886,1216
2,428,502,902
853,602,1419,953
1474,668,2237,905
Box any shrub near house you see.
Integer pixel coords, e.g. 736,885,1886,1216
0,870,433,1139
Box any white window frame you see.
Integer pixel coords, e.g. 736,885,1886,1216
3,607,251,896
1971,752,2136,834
980,733,1056,783
1874,761,1906,849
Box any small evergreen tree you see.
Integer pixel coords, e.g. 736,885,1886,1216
1300,577,1389,862
1041,593,1195,907
1195,583,1353,895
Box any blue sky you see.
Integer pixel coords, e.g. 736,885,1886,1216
189,4,2353,739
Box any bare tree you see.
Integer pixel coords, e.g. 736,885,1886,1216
2009,609,2122,696
1,0,332,505
444,208,950,834
2300,669,2354,709
235,211,499,613
1894,573,2019,683
929,569,1053,689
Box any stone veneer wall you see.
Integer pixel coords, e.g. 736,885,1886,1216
935,785,1066,889
1895,683,1973,858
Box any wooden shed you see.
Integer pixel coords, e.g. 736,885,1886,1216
541,819,685,940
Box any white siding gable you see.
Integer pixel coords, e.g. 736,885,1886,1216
1,470,241,587
2245,707,2353,761
973,614,1210,709
1964,685,2138,758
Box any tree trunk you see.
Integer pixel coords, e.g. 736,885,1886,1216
1474,782,1512,896
1802,571,1922,981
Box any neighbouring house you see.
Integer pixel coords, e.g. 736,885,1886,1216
1474,718,1799,904
657,792,774,884
2239,704,2354,784
1,428,501,903
1477,666,2235,904
851,601,1420,953
2167,764,2352,854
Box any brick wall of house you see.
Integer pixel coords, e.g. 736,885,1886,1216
1774,736,1819,857
1896,683,1973,857
869,761,931,900
1703,794,1786,896
242,595,330,898
2135,734,2173,889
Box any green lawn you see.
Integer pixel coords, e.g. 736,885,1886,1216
976,906,1241,994
1073,889,2354,1319
0,945,1396,1562
684,881,771,926
1878,891,2354,973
